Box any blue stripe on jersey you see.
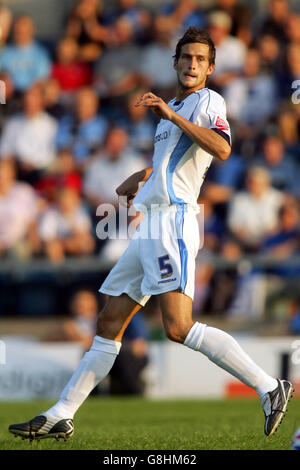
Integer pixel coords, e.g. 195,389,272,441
176,204,188,292
166,93,200,204
166,133,193,204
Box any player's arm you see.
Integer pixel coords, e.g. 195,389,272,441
136,92,231,161
170,113,231,161
116,167,153,207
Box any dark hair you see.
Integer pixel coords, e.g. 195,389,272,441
174,27,216,66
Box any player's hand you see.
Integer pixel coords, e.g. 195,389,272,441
135,92,175,121
116,172,140,207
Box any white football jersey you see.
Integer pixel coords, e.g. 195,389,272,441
133,87,231,211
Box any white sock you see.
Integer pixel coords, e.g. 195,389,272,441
45,335,121,419
184,322,278,398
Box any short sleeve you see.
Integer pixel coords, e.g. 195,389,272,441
193,89,231,146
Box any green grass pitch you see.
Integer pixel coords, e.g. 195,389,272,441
1,397,300,450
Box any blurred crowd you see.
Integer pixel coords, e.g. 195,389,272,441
0,0,300,326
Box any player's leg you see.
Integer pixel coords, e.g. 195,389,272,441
159,290,194,343
160,290,278,394
8,294,141,441
46,294,141,419
9,237,149,440
159,290,293,436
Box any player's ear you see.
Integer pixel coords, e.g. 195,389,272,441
173,58,178,71
206,63,215,77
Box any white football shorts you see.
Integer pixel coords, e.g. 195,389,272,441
99,204,200,306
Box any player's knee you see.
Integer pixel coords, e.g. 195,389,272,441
165,324,190,344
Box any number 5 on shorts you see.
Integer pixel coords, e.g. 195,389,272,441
158,255,173,279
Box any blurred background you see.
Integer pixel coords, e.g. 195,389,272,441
0,0,300,401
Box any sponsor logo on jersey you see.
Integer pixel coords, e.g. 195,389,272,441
158,277,177,284
216,116,229,131
154,130,170,144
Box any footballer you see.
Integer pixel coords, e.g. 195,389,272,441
9,27,293,441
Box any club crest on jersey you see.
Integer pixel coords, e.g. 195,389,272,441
216,116,229,131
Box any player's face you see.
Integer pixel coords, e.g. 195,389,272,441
174,43,214,92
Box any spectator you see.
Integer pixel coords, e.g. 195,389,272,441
207,10,246,89
139,16,177,102
56,86,108,164
244,199,300,320
0,84,57,181
83,126,147,208
0,159,38,258
102,0,151,44
94,17,142,104
0,5,12,47
258,34,283,77
0,72,23,132
47,288,98,349
0,15,51,92
121,88,156,157
38,187,95,262
198,197,225,252
212,0,252,43
277,108,300,156
66,0,108,62
285,13,300,44
198,237,241,315
85,126,148,259
224,48,277,126
253,135,300,196
259,0,290,45
203,152,246,205
34,149,82,203
42,78,66,120
227,167,283,252
159,0,206,40
52,37,92,93
262,198,300,263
